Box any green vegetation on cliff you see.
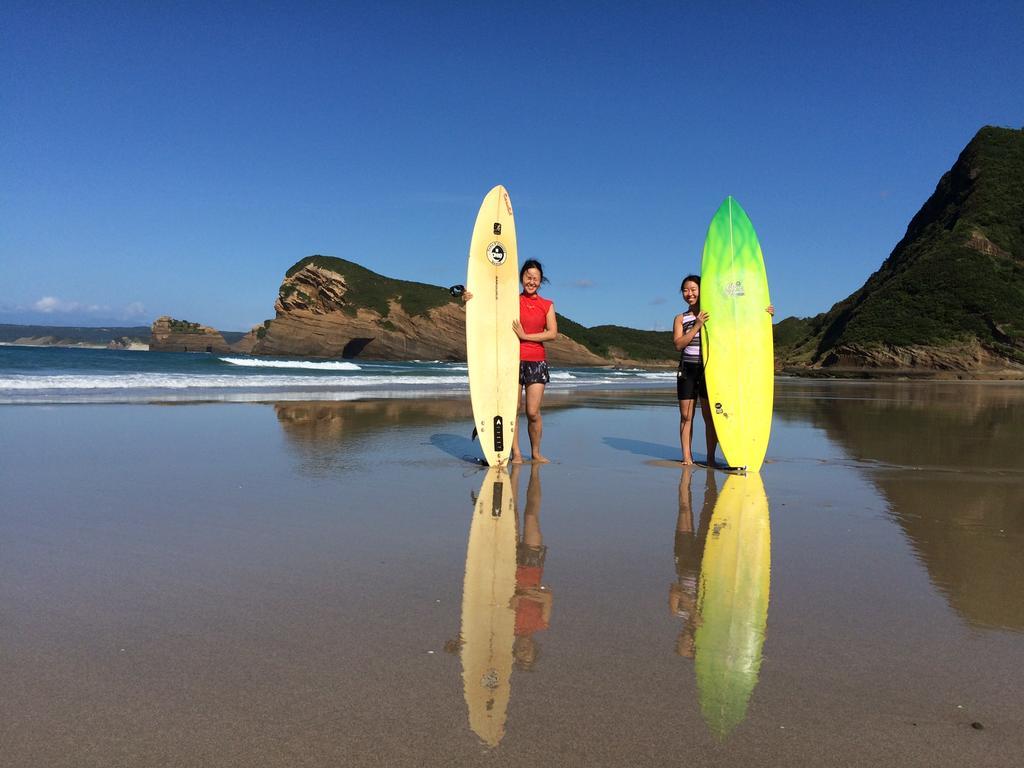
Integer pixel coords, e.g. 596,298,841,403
778,126,1024,367
167,318,205,334
287,255,456,318
557,315,674,361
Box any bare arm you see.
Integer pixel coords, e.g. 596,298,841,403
673,312,708,351
513,304,559,342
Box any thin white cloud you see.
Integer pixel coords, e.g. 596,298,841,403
32,296,110,314
568,279,594,289
33,296,65,313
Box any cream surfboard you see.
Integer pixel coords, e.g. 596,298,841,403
694,472,771,739
700,196,774,472
466,185,519,466
459,467,517,747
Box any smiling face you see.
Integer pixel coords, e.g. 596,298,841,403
682,279,700,309
522,267,542,296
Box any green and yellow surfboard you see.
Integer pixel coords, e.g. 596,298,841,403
700,197,774,472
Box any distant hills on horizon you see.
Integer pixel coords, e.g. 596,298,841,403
0,323,248,347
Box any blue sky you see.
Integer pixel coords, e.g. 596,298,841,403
2,1,1022,332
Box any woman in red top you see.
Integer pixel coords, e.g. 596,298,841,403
462,259,558,463
511,260,558,463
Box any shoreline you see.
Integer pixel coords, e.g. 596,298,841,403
4,342,1024,380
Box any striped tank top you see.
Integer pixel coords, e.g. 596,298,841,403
679,312,701,366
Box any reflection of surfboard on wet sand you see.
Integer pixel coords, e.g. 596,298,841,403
466,185,519,466
700,196,773,473
460,467,517,747
694,473,771,739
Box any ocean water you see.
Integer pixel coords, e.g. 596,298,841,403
0,346,673,404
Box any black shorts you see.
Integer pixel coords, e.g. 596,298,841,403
676,361,707,401
520,360,550,386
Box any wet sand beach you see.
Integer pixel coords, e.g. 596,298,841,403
2,380,1023,766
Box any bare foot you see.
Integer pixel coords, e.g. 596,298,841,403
680,459,694,466
531,454,550,464
510,454,525,464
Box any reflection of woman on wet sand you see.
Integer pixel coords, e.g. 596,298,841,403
669,467,717,658
511,462,552,670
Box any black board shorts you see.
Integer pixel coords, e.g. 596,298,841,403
676,361,707,401
520,360,550,386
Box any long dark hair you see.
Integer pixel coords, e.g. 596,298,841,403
521,259,550,284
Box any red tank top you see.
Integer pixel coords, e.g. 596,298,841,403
519,293,552,362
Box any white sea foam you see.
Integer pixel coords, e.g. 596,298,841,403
636,372,675,379
0,373,468,390
218,357,361,371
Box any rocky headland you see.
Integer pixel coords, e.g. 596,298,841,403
774,125,1024,379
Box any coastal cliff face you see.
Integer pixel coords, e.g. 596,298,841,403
150,316,231,353
249,261,609,365
818,341,1009,375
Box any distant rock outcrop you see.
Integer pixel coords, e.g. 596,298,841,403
149,316,231,353
107,336,149,351
775,125,1024,378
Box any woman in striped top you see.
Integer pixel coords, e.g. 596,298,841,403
673,274,775,465
673,275,716,465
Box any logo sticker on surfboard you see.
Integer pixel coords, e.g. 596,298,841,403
486,242,507,265
724,281,746,297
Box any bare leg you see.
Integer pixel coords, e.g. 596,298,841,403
524,382,548,462
699,395,719,466
678,398,696,464
510,385,525,463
